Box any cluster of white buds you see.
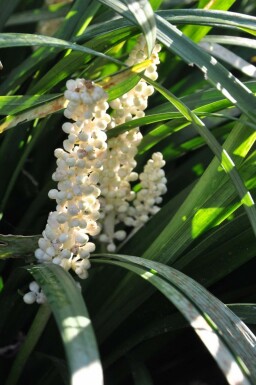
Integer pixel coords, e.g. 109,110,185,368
35,79,109,279
24,79,110,304
23,36,167,304
121,152,167,229
99,36,163,252
23,281,46,305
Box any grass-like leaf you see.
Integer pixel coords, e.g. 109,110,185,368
0,0,19,31
92,254,256,385
5,3,70,27
124,0,156,56
143,76,256,236
5,305,51,385
181,0,236,42
199,42,256,79
227,304,256,325
27,263,103,385
203,35,256,49
94,119,256,340
156,15,256,123
159,9,256,34
0,234,39,260
0,94,61,116
0,33,123,66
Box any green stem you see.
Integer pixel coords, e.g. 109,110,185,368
5,304,51,385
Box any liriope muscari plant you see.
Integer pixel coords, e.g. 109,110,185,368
23,36,167,304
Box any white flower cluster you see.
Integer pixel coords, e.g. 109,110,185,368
23,79,109,304
23,281,46,305
23,36,167,305
99,36,163,251
123,152,167,228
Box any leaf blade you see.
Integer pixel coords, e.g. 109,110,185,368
92,254,256,385
124,0,156,56
28,264,103,385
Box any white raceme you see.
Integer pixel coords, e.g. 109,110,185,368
23,36,167,304
99,36,163,251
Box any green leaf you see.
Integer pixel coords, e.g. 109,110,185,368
92,254,256,385
97,0,156,56
199,42,256,79
93,119,256,341
227,304,256,324
0,33,123,66
0,234,39,260
27,264,103,385
0,96,65,134
0,0,20,31
158,9,256,34
155,15,256,123
5,305,51,385
5,3,70,27
203,35,256,49
0,94,61,116
142,76,256,236
124,0,156,56
0,0,95,94
182,0,236,42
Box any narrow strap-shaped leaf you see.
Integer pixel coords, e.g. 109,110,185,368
0,0,94,94
155,14,256,123
203,35,256,48
93,119,256,341
124,0,156,56
181,0,236,42
92,254,256,385
0,60,148,134
27,264,103,385
98,0,156,55
0,0,20,31
96,3,256,123
6,3,70,27
227,304,256,325
5,305,51,385
200,42,256,78
0,96,66,134
0,234,39,260
75,9,256,45
142,75,256,236
158,9,256,33
98,0,135,22
0,94,61,116
0,33,123,66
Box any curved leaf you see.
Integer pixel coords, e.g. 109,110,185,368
124,0,156,56
142,75,256,236
0,33,123,66
27,264,103,385
159,9,256,34
155,15,256,123
92,254,256,385
5,305,51,385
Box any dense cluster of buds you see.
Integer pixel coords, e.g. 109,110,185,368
23,36,167,304
99,36,162,251
35,79,110,280
23,281,46,305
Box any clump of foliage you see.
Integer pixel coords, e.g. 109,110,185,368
0,1,255,385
